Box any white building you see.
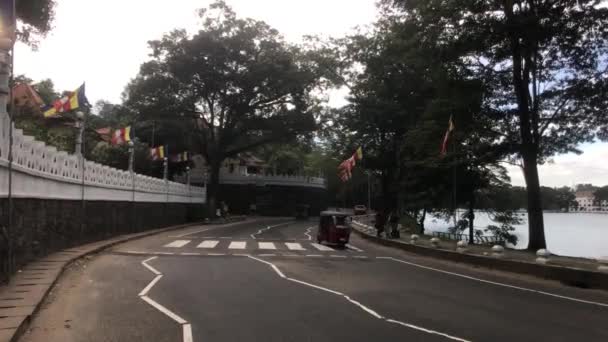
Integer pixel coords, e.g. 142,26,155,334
575,191,608,212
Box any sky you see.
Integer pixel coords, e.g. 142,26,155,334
13,0,608,188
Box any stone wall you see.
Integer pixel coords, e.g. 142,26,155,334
0,198,205,282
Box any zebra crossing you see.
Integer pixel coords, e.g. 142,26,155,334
162,239,364,253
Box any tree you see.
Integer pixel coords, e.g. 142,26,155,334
124,1,324,213
16,0,56,46
594,186,608,206
386,0,608,249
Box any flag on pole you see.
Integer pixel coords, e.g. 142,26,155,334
338,147,363,182
440,115,455,156
42,83,89,118
111,126,131,145
169,151,189,163
150,146,166,161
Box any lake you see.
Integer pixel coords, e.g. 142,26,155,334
424,212,608,259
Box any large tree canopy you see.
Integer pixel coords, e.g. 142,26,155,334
125,1,326,211
16,0,56,45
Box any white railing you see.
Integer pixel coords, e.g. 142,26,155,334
0,113,205,203
178,171,327,189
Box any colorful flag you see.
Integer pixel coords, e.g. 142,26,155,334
337,147,363,182
170,151,189,163
440,115,455,156
111,126,131,146
150,146,166,161
43,83,89,118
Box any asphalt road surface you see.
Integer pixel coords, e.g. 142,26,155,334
20,218,608,342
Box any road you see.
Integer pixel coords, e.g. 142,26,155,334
19,218,608,342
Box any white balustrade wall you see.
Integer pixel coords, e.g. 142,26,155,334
179,171,327,189
0,114,205,203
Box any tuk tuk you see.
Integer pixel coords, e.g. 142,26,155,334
295,204,310,220
317,211,352,247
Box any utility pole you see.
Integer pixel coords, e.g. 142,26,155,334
367,171,371,210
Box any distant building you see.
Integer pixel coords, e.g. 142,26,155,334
574,190,608,212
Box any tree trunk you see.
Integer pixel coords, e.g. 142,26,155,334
206,158,222,218
468,195,475,245
522,150,547,249
419,208,426,235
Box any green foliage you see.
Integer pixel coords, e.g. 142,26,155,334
16,0,56,46
124,1,327,209
593,186,608,204
485,211,521,246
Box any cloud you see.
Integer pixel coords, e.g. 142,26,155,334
506,142,608,187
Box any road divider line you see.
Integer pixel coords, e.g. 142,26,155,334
140,256,193,342
247,255,469,342
304,226,315,241
379,257,608,308
251,221,293,239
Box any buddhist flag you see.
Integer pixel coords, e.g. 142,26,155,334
337,147,363,182
170,151,189,163
111,126,131,146
440,115,455,156
43,83,89,118
150,146,166,161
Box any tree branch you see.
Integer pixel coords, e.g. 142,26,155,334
538,97,569,137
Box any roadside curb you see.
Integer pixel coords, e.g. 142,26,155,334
351,223,608,291
0,218,249,342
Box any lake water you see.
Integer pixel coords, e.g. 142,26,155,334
424,212,608,259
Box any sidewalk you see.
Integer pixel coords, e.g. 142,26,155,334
0,217,248,342
352,218,608,290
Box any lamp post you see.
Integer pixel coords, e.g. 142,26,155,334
74,111,85,156
128,140,135,173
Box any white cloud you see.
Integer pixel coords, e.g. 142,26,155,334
506,142,608,188
14,0,377,105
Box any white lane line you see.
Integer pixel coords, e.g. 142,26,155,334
330,255,347,258
379,257,608,308
140,257,193,342
164,240,191,248
141,296,188,324
183,324,193,342
304,226,315,241
251,221,293,239
305,254,323,257
259,254,276,257
285,242,306,251
258,242,277,250
197,240,220,249
180,253,201,256
125,250,148,255
353,256,368,259
207,253,226,256
247,256,469,342
228,241,247,250
139,275,163,296
311,243,334,251
142,257,161,275
346,244,364,252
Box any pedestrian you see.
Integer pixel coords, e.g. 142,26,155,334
375,209,386,238
389,212,400,239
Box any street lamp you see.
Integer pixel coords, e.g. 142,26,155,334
127,140,135,173
74,111,85,156
162,157,168,180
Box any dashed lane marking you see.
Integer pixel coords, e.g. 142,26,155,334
311,243,334,251
228,241,247,249
346,244,364,252
258,242,277,250
285,242,306,251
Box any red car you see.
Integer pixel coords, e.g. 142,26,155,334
317,211,351,247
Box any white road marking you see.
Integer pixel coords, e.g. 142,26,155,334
346,244,364,252
174,219,255,237
197,240,219,249
247,256,469,342
305,254,323,257
207,253,226,256
228,241,247,249
180,253,201,256
141,296,188,324
330,255,347,258
139,257,193,342
379,257,608,308
311,243,334,251
142,257,161,275
285,242,306,251
154,252,175,255
304,226,315,240
258,242,277,250
139,275,162,296
353,256,368,259
251,221,293,239
259,254,276,257
125,250,147,255
164,240,191,248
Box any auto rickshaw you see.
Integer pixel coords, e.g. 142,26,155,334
295,204,310,220
317,211,352,247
